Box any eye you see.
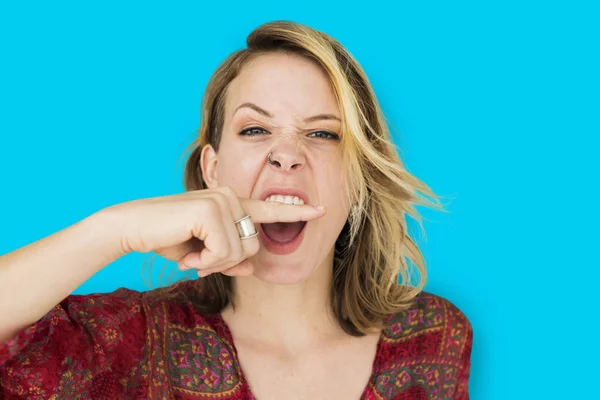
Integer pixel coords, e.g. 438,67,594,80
239,126,270,136
307,130,340,140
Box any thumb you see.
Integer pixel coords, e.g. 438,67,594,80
220,259,254,277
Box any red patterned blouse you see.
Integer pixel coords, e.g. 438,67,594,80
0,280,473,399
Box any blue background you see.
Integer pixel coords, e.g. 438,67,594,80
1,1,598,398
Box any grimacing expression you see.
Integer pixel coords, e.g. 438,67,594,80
202,52,352,284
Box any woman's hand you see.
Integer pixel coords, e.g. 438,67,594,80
108,186,326,277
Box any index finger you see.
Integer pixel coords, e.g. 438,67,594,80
241,199,326,223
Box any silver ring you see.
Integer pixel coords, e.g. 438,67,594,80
235,215,258,240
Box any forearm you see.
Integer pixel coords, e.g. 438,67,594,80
0,208,126,342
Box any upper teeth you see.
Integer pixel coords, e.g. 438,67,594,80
265,194,305,205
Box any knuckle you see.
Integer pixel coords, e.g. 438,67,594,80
212,192,228,207
214,186,236,206
213,241,230,259
202,198,219,214
221,186,236,198
217,193,236,217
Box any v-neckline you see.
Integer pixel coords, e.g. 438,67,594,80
210,312,385,400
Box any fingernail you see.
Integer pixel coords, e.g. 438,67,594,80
197,270,210,278
313,205,325,211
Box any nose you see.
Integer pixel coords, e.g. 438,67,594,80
267,145,305,172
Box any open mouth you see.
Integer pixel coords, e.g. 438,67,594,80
259,221,308,255
258,191,311,254
261,221,307,243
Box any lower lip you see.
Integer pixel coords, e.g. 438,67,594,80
259,223,307,255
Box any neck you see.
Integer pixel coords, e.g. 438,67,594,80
221,257,344,349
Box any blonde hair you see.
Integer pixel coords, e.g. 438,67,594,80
146,20,450,336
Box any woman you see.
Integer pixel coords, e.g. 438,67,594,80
0,21,472,399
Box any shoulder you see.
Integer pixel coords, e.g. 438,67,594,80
1,287,149,398
58,286,144,320
134,280,246,397
43,286,147,347
382,290,473,360
3,286,146,353
368,293,473,398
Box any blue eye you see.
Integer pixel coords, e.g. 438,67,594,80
239,127,269,136
308,131,339,140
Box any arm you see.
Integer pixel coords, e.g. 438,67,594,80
0,207,126,343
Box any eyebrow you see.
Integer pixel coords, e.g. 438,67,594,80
234,102,341,123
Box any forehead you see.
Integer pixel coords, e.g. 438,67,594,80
225,53,340,119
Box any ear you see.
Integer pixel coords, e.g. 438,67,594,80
200,144,218,188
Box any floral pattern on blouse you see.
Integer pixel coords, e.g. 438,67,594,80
0,280,472,399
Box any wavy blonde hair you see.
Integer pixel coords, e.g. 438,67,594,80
145,20,450,336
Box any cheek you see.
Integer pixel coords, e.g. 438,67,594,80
216,146,264,196
315,155,352,223
319,154,346,199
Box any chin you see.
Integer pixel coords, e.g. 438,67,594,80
250,254,315,285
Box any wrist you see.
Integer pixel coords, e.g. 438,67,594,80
87,205,130,259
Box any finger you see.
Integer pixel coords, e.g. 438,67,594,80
242,199,326,224
212,192,253,268
182,207,231,270
198,259,254,278
191,237,228,268
213,187,261,259
176,239,205,271
182,191,253,272
221,259,254,276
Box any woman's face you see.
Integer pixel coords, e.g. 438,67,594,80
202,52,351,284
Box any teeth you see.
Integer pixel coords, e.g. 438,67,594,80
265,194,305,205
